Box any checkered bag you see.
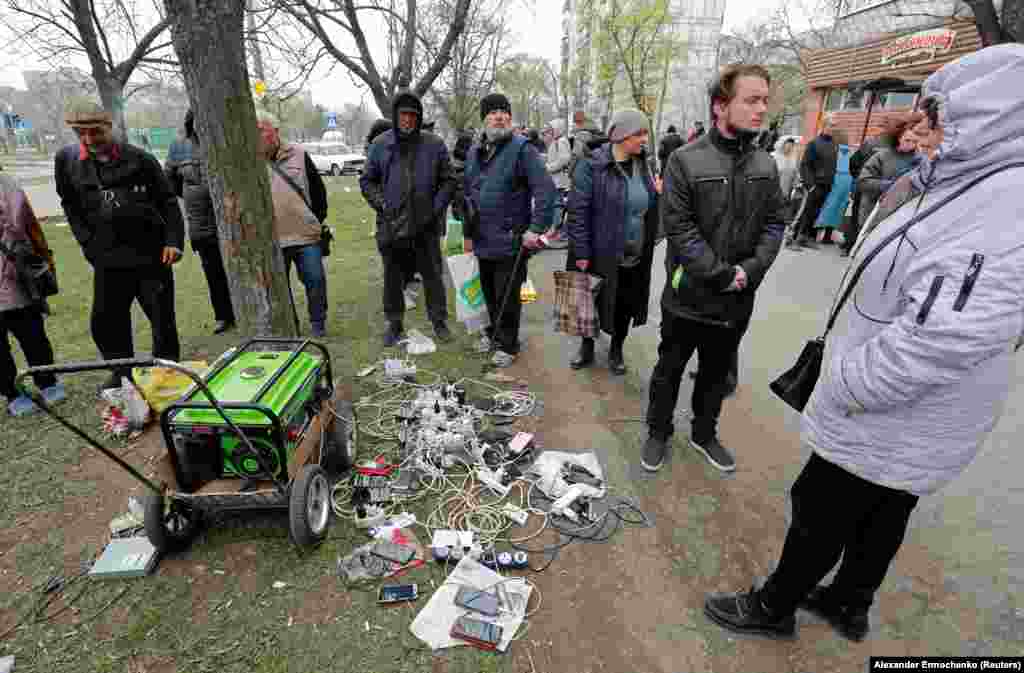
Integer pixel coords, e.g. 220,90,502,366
552,270,602,337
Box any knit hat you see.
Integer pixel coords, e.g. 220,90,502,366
64,100,112,128
480,93,511,120
607,109,648,144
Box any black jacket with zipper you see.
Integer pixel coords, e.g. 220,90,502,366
661,127,786,326
56,143,185,268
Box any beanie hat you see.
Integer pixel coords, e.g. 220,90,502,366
480,93,511,120
667,124,677,134
608,109,648,144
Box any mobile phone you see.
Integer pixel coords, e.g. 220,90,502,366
450,615,503,650
378,583,418,604
454,585,500,617
371,540,416,565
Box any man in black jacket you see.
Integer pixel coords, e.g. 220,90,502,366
643,64,785,473
657,125,684,176
56,101,185,390
790,114,837,250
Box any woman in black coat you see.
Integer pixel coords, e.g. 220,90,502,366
567,109,661,375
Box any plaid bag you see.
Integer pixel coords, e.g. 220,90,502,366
552,270,602,337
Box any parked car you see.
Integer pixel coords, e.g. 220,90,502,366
304,142,366,176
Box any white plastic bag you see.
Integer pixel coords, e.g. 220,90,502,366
404,328,436,355
100,377,150,432
446,253,490,332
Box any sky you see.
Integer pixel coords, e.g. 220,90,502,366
0,0,782,113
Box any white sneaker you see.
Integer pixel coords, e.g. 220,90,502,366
403,289,416,310
491,350,516,368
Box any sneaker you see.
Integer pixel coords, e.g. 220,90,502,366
433,321,453,343
704,586,796,639
569,338,595,370
41,383,67,405
799,585,870,642
213,320,236,334
690,436,736,472
7,395,37,417
403,288,417,310
98,370,131,396
491,350,516,368
641,435,668,472
383,322,404,348
608,347,626,376
476,334,493,354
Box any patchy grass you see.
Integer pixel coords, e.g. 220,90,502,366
0,176,514,672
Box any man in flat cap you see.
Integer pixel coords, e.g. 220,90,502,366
55,100,185,390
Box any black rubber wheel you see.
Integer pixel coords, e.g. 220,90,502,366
323,400,356,477
331,164,342,176
144,496,202,553
289,465,331,547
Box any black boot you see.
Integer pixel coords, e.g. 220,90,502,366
800,585,870,642
383,321,404,347
608,340,626,375
570,337,595,370
704,586,796,639
641,434,668,472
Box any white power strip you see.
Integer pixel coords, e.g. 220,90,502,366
501,503,528,526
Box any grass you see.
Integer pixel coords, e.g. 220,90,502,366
0,176,516,672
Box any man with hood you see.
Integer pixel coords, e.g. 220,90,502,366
643,63,785,474
657,124,684,176
705,44,1024,643
360,91,455,346
463,93,555,367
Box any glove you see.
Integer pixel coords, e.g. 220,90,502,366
522,231,543,250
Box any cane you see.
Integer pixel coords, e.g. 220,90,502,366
492,229,532,347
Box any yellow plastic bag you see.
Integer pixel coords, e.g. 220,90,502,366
520,277,538,304
132,361,209,413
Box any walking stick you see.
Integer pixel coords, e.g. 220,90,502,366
492,230,531,347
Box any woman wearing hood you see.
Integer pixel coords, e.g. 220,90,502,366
705,44,1024,644
566,109,661,375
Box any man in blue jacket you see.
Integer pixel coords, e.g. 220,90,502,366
360,91,455,346
464,93,555,367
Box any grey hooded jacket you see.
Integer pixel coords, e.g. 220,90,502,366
801,44,1024,496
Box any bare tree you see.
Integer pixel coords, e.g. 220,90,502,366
279,0,472,116
163,0,296,337
1,0,175,139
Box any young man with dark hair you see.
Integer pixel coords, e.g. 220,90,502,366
642,63,785,473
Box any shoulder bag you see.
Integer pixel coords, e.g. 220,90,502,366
268,160,333,256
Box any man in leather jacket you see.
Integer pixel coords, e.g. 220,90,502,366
642,64,786,473
55,100,185,391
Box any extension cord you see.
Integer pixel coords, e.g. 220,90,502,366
354,505,388,529
476,467,511,497
501,503,529,526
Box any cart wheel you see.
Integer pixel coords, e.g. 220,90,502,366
290,465,331,547
323,400,356,477
145,496,202,553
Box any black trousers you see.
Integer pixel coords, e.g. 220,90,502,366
608,263,643,351
92,265,181,368
380,234,448,325
844,192,864,252
646,311,748,442
798,184,830,240
479,253,528,354
760,453,919,616
1,305,56,399
192,237,235,324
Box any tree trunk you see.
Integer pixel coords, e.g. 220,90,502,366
966,0,1006,46
96,77,129,143
164,0,296,337
1003,0,1023,42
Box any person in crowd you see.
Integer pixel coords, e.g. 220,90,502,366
360,92,455,347
845,120,920,255
543,119,572,247
56,100,184,391
758,119,781,152
687,120,706,143
643,64,785,473
463,93,555,367
773,137,799,203
0,170,65,415
810,128,852,243
840,118,898,254
165,110,235,334
257,110,329,337
527,128,546,155
789,114,837,250
706,43,1024,643
567,109,661,376
915,105,944,159
657,124,684,176
451,130,475,224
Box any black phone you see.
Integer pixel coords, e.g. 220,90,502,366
450,615,503,650
371,541,416,565
454,585,500,617
378,583,418,604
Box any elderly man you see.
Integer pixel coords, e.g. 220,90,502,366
55,100,185,390
256,110,329,337
464,93,555,367
359,91,455,346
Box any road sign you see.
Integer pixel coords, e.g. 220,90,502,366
326,112,337,129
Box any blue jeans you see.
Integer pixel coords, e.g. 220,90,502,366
283,244,327,330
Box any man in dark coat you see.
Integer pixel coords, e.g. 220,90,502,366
657,125,685,176
790,114,838,250
56,100,185,391
643,64,785,473
360,93,455,346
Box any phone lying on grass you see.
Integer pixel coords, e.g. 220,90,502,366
378,583,418,604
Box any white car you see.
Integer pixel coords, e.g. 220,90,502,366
304,142,366,176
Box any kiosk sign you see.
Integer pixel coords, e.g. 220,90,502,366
881,28,957,66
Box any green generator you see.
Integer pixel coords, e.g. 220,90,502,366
160,339,334,492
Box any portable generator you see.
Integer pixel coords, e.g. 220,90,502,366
160,339,334,492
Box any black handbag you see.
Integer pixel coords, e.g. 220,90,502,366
0,238,58,304
771,161,1024,412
